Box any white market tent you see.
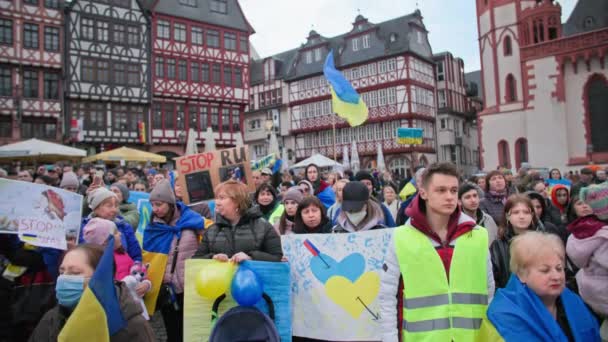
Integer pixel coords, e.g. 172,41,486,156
0,138,86,162
290,154,343,169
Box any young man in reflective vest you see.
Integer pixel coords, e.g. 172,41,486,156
379,162,495,342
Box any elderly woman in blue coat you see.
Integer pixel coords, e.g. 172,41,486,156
480,231,600,341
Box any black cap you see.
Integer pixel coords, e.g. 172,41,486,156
354,171,375,187
581,167,593,175
342,181,370,212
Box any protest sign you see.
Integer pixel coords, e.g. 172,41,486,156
0,179,83,250
127,190,151,243
176,146,254,204
281,229,393,341
184,259,291,342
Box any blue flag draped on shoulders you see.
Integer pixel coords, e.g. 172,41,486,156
59,235,126,342
142,202,205,314
323,50,368,127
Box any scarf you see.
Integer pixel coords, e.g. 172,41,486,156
258,200,278,220
487,189,508,204
142,202,204,313
567,215,606,239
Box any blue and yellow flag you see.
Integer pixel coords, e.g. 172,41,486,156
59,235,126,342
323,51,368,127
396,127,424,145
251,153,277,172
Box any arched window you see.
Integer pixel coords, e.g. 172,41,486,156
515,138,528,170
505,74,517,102
503,36,512,56
498,140,511,169
586,75,608,152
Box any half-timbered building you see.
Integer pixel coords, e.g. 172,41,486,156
65,0,150,151
147,0,253,158
284,12,437,175
0,0,63,144
434,52,481,176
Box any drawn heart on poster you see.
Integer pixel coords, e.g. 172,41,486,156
310,252,365,284
324,272,380,318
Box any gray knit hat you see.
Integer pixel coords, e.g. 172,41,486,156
60,171,79,189
111,182,130,202
88,187,117,210
149,179,176,205
283,187,303,204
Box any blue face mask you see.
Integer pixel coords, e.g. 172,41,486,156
55,274,85,308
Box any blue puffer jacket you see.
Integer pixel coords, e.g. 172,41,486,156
80,215,142,262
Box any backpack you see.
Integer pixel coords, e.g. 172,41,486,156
209,293,280,342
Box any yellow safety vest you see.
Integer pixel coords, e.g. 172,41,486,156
394,225,489,341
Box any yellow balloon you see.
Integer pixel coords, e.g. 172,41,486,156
195,262,235,300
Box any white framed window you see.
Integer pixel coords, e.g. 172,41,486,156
438,90,446,108
437,62,444,81
375,124,382,140
352,67,359,79
417,31,423,43
314,48,322,62
305,51,312,64
369,91,378,107
366,125,374,141
378,89,387,106
360,64,368,78
388,87,397,104
378,60,387,73
368,63,376,75
387,58,396,71
440,118,446,129
352,37,359,51
358,126,366,141
362,34,370,48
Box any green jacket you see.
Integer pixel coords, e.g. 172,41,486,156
119,202,140,230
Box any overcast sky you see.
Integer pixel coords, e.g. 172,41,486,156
240,0,578,72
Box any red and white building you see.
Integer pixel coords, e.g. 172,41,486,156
146,0,253,159
476,0,608,170
0,0,62,144
247,12,438,177
434,52,481,176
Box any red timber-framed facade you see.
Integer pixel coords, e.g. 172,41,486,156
0,0,63,144
285,12,438,177
476,0,608,171
146,0,253,158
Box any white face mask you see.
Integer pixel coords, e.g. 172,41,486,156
345,208,367,226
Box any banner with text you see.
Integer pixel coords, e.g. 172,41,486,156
0,178,83,250
175,146,254,204
281,229,393,341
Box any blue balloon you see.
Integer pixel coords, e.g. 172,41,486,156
231,266,263,307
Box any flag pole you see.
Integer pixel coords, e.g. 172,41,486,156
332,111,337,162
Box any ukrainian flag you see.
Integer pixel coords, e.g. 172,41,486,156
323,50,368,127
58,235,126,342
142,229,172,315
396,127,424,145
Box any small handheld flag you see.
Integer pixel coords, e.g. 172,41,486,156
323,51,368,127
396,127,424,145
303,239,330,268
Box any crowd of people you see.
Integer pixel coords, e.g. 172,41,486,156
0,160,607,341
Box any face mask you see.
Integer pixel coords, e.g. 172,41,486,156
345,209,367,226
56,274,85,308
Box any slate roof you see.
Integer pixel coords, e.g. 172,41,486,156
250,10,433,84
144,0,253,32
563,0,608,36
465,70,483,101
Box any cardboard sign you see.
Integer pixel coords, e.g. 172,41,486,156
281,230,393,341
176,146,254,204
127,190,151,243
0,179,83,250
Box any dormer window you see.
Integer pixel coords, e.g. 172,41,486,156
583,16,595,29
390,33,397,42
179,0,196,7
357,24,363,31
314,48,322,62
305,50,312,64
352,37,359,51
210,0,227,14
362,34,370,49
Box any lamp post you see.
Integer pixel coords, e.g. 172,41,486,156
265,119,274,156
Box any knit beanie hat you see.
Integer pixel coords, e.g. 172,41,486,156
111,182,130,202
149,179,176,205
355,171,375,187
88,187,117,210
83,218,117,245
579,182,608,220
59,171,79,189
297,180,314,196
283,187,304,204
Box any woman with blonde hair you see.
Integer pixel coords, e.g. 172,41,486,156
481,232,600,341
193,180,282,262
327,178,349,224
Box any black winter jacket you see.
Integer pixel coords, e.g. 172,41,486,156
193,206,283,261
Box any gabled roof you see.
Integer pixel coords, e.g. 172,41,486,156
146,0,253,32
563,0,608,36
249,10,433,84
